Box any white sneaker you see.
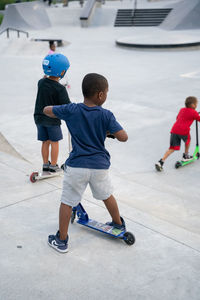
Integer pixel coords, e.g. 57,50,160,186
155,159,164,171
182,153,193,161
48,231,69,253
49,164,62,173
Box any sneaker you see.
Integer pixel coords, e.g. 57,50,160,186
60,163,66,171
49,164,61,173
155,159,164,171
43,161,51,172
48,231,69,253
106,217,126,231
182,153,193,161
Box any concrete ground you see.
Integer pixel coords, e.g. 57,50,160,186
0,1,200,299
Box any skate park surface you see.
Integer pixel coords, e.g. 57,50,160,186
0,0,200,299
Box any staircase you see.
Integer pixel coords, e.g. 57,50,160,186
114,8,172,27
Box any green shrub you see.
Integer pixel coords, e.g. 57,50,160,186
0,14,4,25
0,0,36,10
0,1,15,10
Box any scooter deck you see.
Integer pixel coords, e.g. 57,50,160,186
77,218,125,237
175,158,196,169
71,203,135,245
30,170,62,183
175,149,199,169
178,157,197,166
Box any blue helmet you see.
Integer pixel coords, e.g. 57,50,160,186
42,53,70,79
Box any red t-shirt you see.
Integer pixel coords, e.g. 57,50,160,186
171,107,200,136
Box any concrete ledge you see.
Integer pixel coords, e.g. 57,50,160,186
116,40,200,49
116,28,200,50
34,38,63,47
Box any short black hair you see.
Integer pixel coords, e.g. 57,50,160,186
49,40,55,47
185,96,198,108
82,73,108,98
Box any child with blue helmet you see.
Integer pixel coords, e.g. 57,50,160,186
34,53,70,172
43,73,128,253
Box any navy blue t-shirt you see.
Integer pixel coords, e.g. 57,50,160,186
53,103,123,169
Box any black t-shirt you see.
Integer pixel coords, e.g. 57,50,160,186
34,78,70,126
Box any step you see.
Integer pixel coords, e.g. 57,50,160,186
133,21,162,25
115,19,133,21
133,18,164,21
117,9,171,13
134,9,171,12
133,24,159,26
133,14,169,18
115,21,133,24
114,8,172,27
135,19,163,22
114,24,133,27
116,13,133,16
115,20,132,22
134,13,169,16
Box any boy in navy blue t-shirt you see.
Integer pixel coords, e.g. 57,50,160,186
44,73,128,253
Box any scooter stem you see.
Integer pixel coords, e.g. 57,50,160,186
196,120,199,147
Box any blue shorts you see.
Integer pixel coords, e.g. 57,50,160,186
36,125,63,142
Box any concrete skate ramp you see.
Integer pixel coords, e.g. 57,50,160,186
0,1,51,31
0,132,28,162
161,0,200,30
89,6,117,27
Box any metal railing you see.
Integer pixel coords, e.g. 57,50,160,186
132,0,137,21
0,27,29,38
134,0,137,10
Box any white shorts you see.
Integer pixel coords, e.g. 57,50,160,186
60,166,113,207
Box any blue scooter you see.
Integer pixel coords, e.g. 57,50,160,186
71,203,135,246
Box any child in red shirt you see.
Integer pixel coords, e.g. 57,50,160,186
155,96,200,171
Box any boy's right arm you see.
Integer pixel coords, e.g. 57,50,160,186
107,112,128,142
113,129,128,142
195,111,200,121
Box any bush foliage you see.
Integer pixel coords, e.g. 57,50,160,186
0,14,4,25
0,1,35,10
0,1,16,10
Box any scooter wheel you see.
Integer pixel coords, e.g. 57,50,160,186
175,161,182,169
30,172,38,183
123,232,135,245
71,210,76,224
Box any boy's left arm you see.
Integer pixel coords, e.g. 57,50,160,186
43,106,56,118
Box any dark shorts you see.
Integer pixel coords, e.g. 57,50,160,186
169,133,190,150
36,124,63,142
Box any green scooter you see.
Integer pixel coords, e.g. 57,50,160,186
175,120,200,169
